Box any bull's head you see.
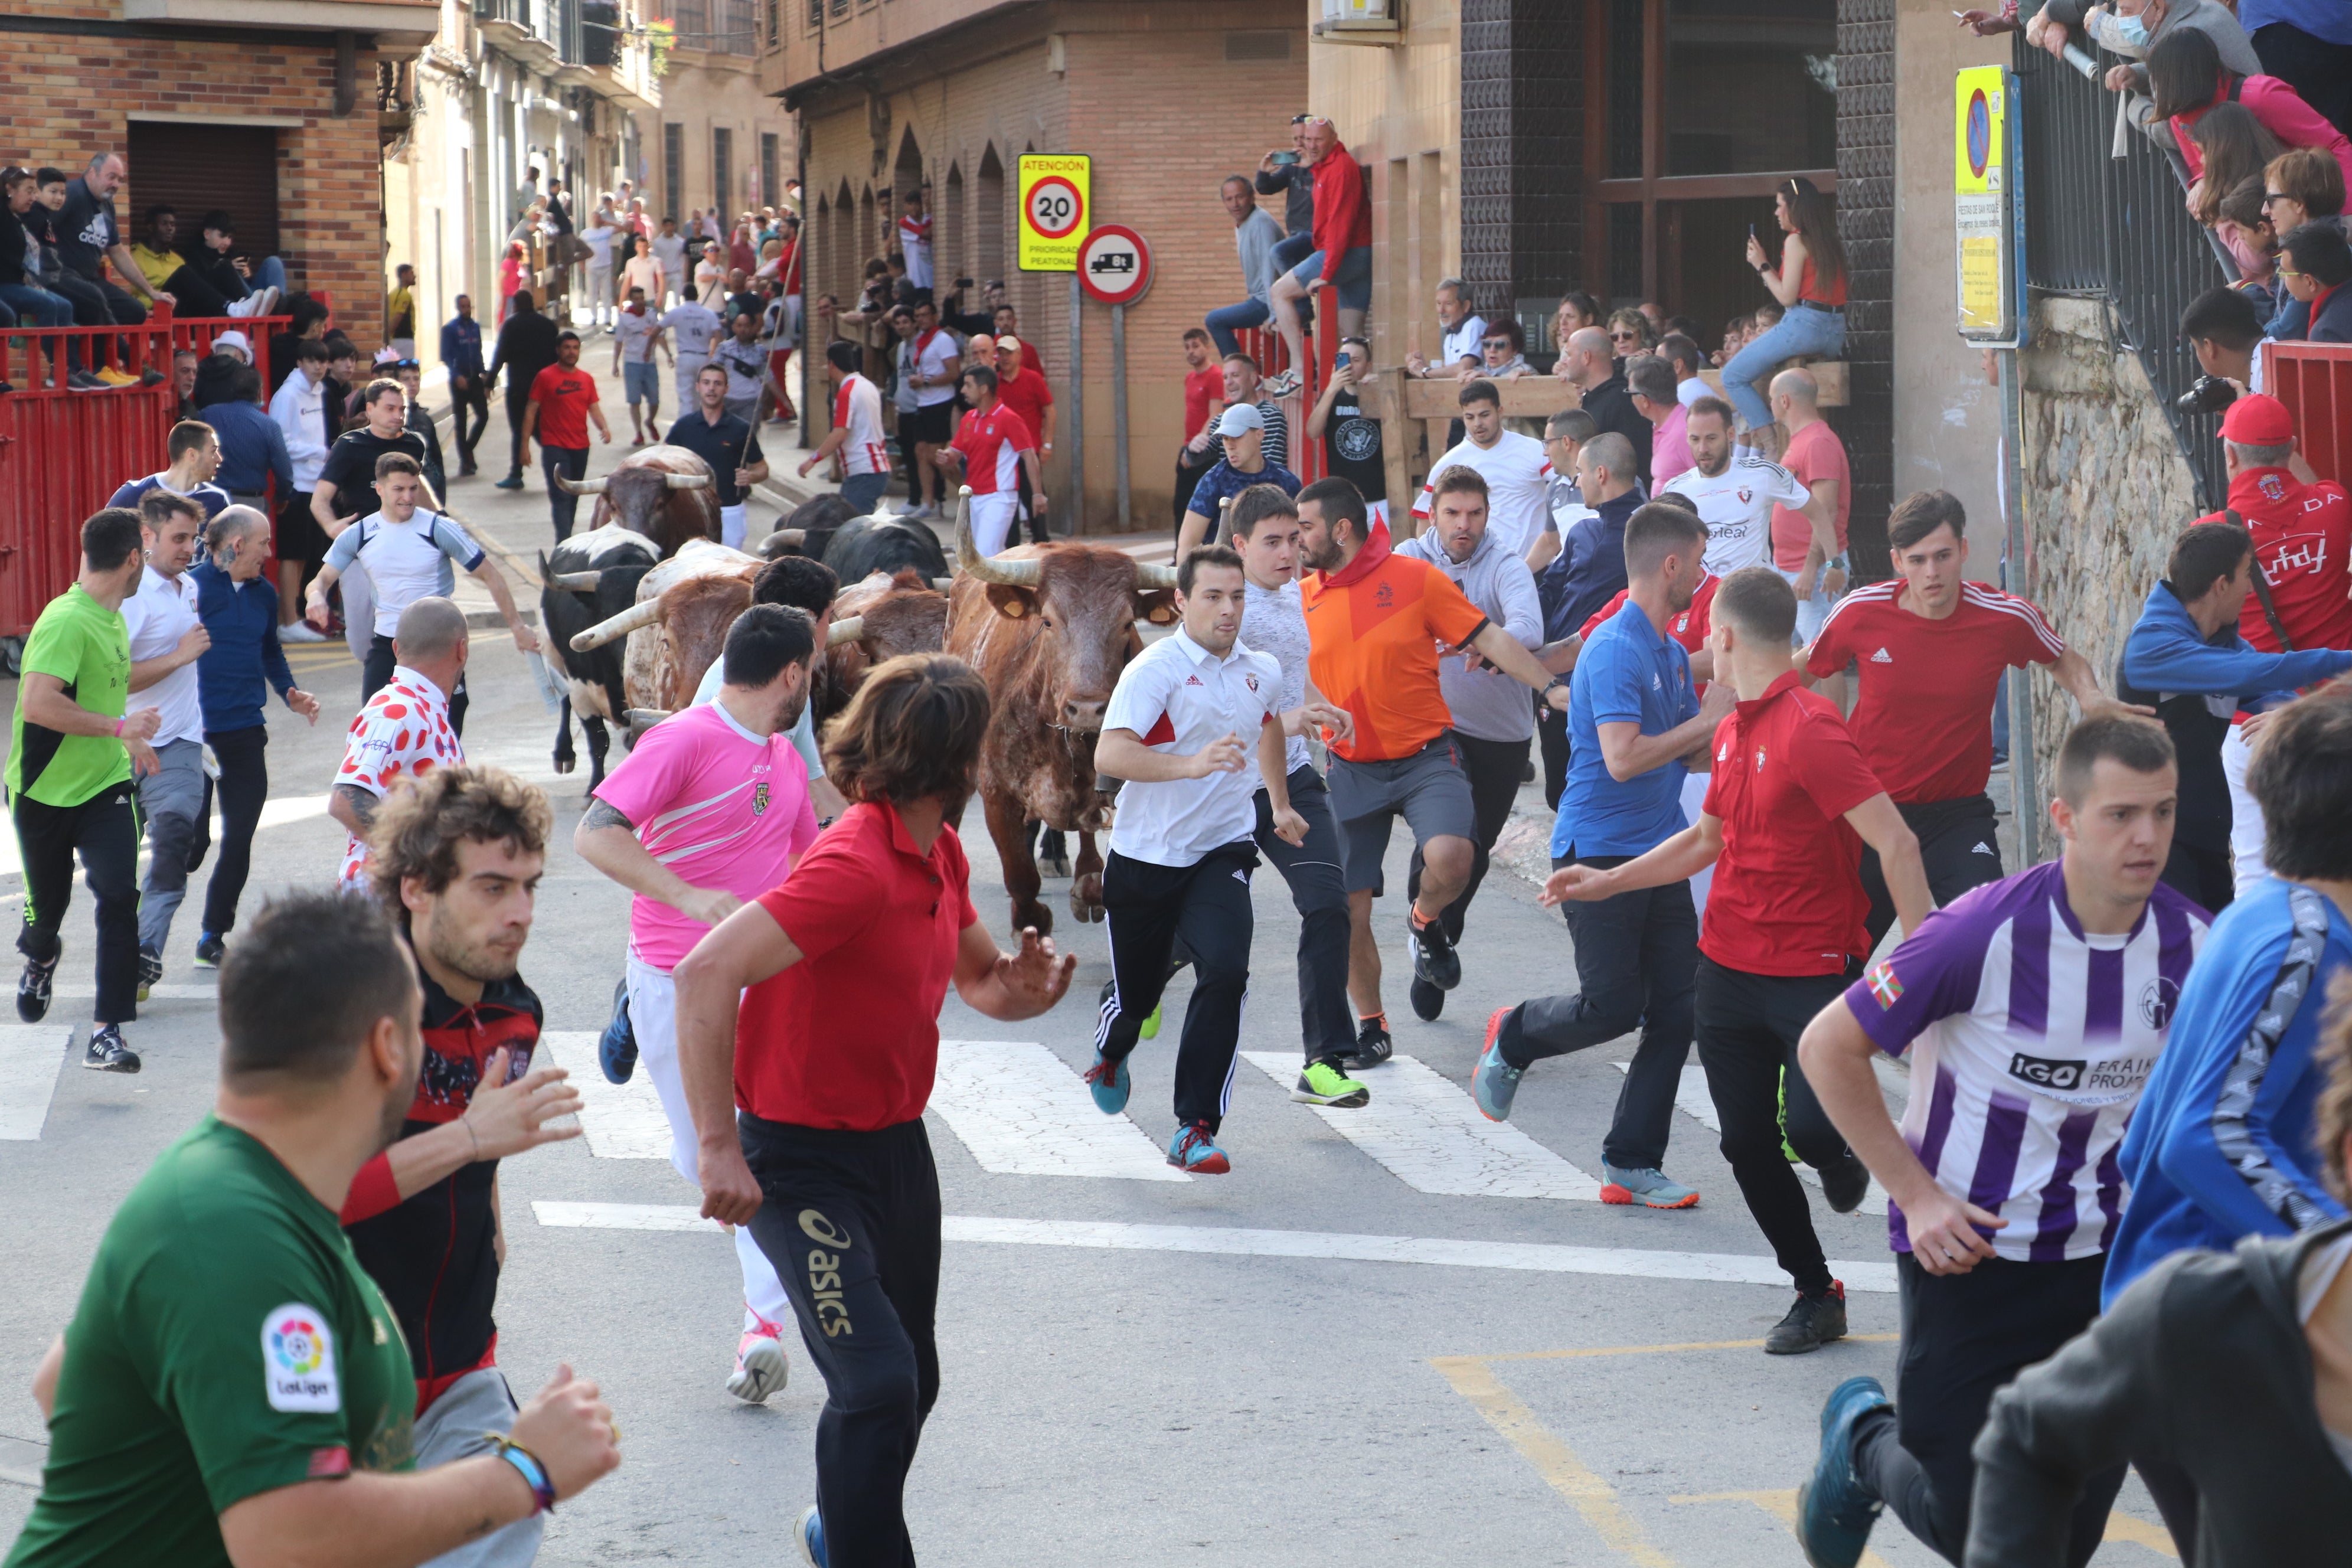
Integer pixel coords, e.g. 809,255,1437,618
955,490,1177,733
557,464,711,536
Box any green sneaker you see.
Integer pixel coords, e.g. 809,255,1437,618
1141,1003,1163,1041
1291,1060,1370,1108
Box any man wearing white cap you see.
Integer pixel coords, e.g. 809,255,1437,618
1177,403,1302,558
210,330,251,364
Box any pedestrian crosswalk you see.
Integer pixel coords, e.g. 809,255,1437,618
1614,1062,1897,1216
931,1040,1190,1182
0,1027,73,1140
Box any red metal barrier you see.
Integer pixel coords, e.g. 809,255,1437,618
2265,341,2352,488
1233,288,1340,481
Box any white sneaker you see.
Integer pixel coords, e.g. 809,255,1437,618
224,293,256,318
893,499,928,517
726,1329,789,1404
279,621,326,643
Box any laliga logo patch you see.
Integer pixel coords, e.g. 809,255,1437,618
263,1305,340,1413
2260,473,2286,503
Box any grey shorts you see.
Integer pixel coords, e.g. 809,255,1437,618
413,1367,545,1566
623,359,661,404
1328,734,1478,895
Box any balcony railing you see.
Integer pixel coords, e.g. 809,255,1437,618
667,0,757,51
2015,38,2233,508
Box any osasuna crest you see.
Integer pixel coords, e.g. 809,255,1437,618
1244,673,1260,693
753,781,770,816
1737,486,1754,505
2259,472,2287,504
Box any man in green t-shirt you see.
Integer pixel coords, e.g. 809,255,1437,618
5,891,622,1568
6,507,160,1072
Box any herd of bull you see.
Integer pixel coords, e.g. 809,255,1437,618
538,443,1184,934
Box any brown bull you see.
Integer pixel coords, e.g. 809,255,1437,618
944,494,1178,935
554,444,721,555
814,569,951,724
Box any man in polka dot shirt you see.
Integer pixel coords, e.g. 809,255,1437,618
328,598,469,890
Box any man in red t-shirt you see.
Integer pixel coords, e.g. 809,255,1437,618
673,654,1073,1568
522,332,611,541
1551,567,1930,1355
1175,327,1226,527
2194,394,2352,894
1805,489,2132,947
1766,370,1851,643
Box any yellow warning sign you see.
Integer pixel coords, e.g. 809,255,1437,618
1018,154,1090,273
1954,65,2014,340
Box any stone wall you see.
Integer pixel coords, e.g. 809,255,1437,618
2015,295,2201,844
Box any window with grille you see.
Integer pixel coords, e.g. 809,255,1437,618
760,134,780,211
663,123,684,222
713,128,733,217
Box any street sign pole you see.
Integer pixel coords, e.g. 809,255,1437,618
1067,275,1082,540
1111,303,1129,528
1074,224,1153,535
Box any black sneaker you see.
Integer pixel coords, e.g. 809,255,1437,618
1409,914,1461,991
17,952,57,1022
1765,1281,1848,1355
193,931,226,969
83,1025,141,1074
1342,1017,1393,1070
67,371,106,391
138,945,163,1002
1409,974,1445,1021
1820,1151,1871,1214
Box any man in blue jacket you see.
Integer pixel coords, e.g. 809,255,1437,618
2116,518,2352,909
195,361,295,517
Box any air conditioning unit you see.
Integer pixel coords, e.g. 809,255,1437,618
1315,0,1399,42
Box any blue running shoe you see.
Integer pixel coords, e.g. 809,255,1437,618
795,1504,827,1567
1084,1047,1131,1115
1796,1376,1890,1568
1166,1120,1231,1174
599,979,638,1084
1472,1007,1525,1122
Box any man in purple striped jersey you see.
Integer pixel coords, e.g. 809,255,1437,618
1789,714,2209,1568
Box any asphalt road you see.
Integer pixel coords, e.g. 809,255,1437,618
0,368,2176,1566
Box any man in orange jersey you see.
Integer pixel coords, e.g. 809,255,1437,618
1293,475,1574,1065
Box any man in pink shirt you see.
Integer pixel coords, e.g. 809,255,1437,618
573,604,822,1407
1768,367,1851,643
1629,353,1693,489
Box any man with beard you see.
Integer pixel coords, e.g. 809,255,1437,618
574,606,823,1406
338,766,588,1568
4,890,620,1568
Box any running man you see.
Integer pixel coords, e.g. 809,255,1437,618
1475,502,1733,1214
935,365,1044,558
674,654,1073,1568
1293,476,1572,1063
1546,567,1931,1353
575,606,822,1404
1412,378,1554,560
2,893,620,1568
659,362,769,551
1089,545,1311,1171
120,491,211,1000
9,507,159,1072
1806,489,2136,949
1229,485,1370,1106
613,284,670,445
1664,396,1830,579
341,766,589,1568
329,598,469,892
1391,465,1547,1022
1792,716,2204,1567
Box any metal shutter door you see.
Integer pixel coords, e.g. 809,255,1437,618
126,122,281,262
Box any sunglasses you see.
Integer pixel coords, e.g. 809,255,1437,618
1482,339,1513,349
2278,264,2307,279
1610,328,1642,341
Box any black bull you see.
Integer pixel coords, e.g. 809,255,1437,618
538,527,659,789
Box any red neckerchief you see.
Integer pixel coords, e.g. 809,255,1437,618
914,326,942,358
1318,521,1394,590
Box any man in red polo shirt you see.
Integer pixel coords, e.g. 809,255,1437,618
522,331,610,542
1805,489,2134,948
1549,567,1930,1355
2193,393,2352,896
936,366,1044,558
992,337,1055,544
671,652,1073,1568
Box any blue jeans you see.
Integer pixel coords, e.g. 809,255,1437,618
1288,245,1373,313
841,471,890,514
0,285,78,333
247,256,288,295
1720,304,1844,430
1204,297,1271,357
1271,232,1315,275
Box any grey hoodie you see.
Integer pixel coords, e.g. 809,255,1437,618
1393,524,1545,743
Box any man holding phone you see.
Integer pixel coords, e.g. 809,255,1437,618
1306,337,1389,530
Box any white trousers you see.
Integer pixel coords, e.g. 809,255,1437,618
2223,722,2271,897
721,502,748,550
626,952,792,1332
1679,772,1714,918
970,491,1019,556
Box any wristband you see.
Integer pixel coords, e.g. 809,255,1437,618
112,717,127,739
491,1437,557,1514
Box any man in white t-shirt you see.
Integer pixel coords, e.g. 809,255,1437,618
650,216,690,309
580,210,618,329
1412,378,1554,560
612,286,670,444
1662,396,1819,580
1404,278,1486,380
897,299,961,520
119,492,213,995
897,189,933,293
662,284,725,408
801,341,894,514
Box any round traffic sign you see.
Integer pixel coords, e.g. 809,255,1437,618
1026,177,1085,241
1078,224,1152,306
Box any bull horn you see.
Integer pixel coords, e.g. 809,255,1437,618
554,475,609,496
931,577,954,592
568,598,664,652
952,486,1043,586
769,529,806,547
1136,559,1180,590
825,615,865,648
551,570,602,592
665,473,712,489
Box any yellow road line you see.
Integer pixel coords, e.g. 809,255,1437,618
1429,1356,1678,1568
1476,1334,1898,1363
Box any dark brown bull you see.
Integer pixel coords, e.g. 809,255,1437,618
554,443,720,554
944,495,1178,935
813,569,952,724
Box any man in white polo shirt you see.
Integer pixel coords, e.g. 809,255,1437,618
120,491,211,999
1664,396,1825,583
1086,544,1307,1175
1412,377,1554,561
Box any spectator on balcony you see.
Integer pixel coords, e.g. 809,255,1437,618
190,341,246,412
2262,146,2349,243
2186,104,2287,262
122,206,232,321
54,154,162,378
1206,175,1288,358
2147,27,2352,189
1551,292,1601,364
1308,336,1389,531
198,361,293,517
0,167,74,378
1724,177,1846,460
1556,325,1652,494
2217,176,2282,299
2030,0,2260,129
1479,318,1535,381
1628,354,1692,491
2182,283,2268,384
1659,332,1710,408
107,420,232,523
2275,220,2352,341
1220,351,1290,473
1264,117,1370,398
1405,279,1487,380
1255,118,1319,279
171,349,199,419
1607,307,1657,362
652,215,689,311
192,211,285,305
545,175,573,239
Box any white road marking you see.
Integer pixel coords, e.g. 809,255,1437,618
930,1040,1190,1182
0,796,334,880
1616,1061,1897,1216
1243,1052,1604,1201
540,1032,675,1159
0,1027,71,1140
55,984,216,1001
528,1202,1900,1292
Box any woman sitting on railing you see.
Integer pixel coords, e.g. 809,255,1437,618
2148,28,2352,191
1723,177,1844,460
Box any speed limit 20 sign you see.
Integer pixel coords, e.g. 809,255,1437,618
1018,153,1090,272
